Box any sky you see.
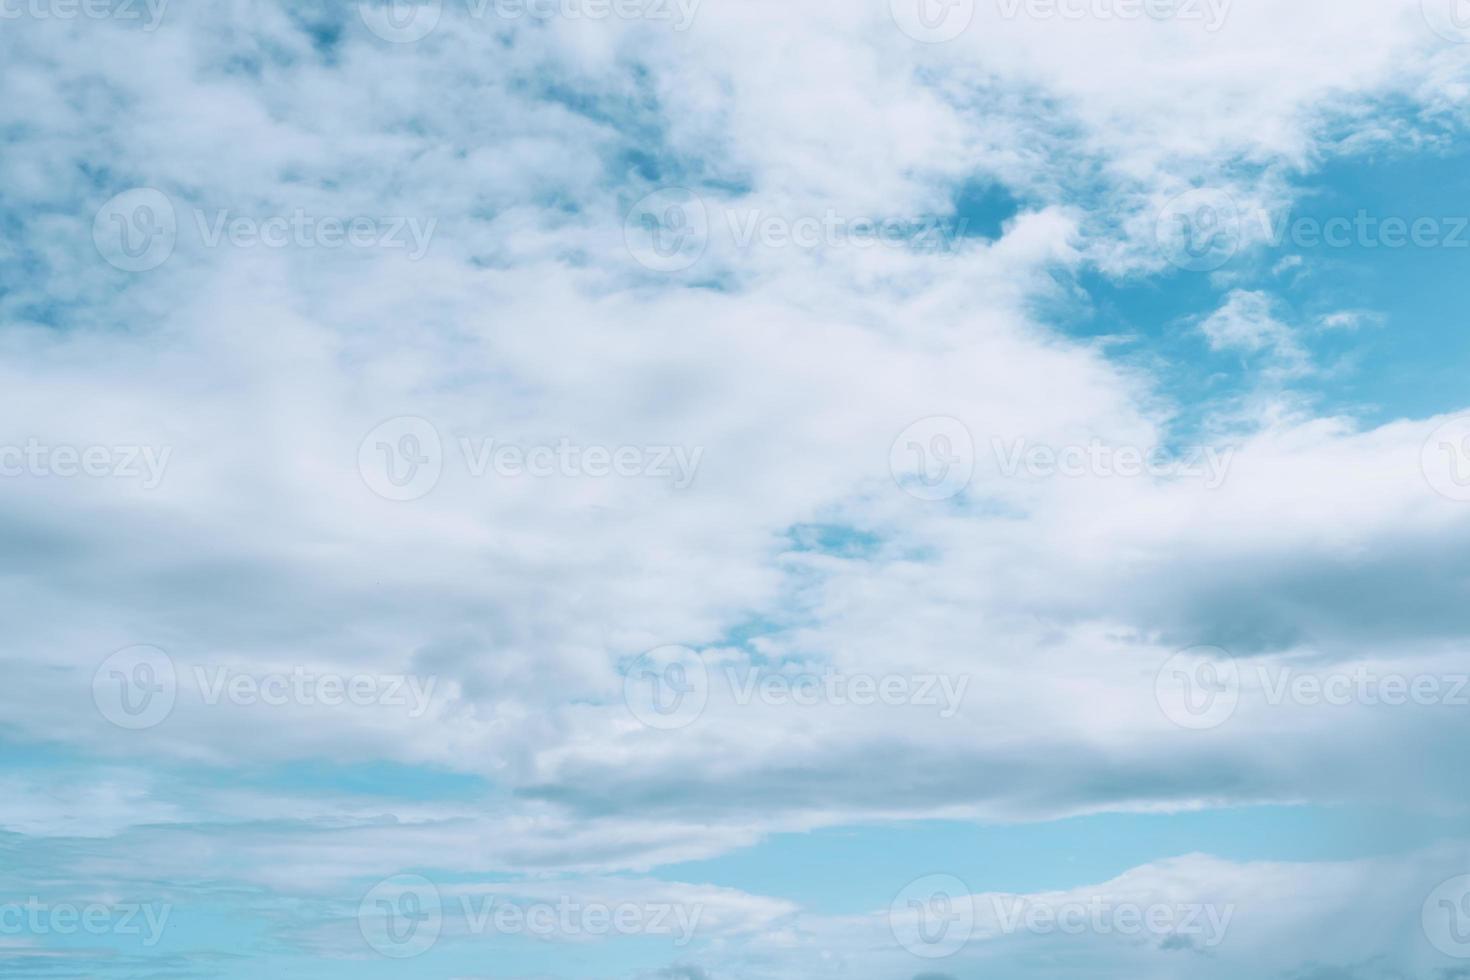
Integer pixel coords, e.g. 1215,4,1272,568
3,0,1470,977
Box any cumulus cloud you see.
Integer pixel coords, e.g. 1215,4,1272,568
2,0,1469,977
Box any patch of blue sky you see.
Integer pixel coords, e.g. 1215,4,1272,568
648,805,1463,917
1047,134,1470,436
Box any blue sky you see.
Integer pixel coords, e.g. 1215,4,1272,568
4,1,1470,978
